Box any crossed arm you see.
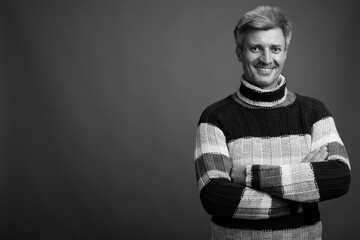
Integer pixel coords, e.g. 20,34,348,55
195,117,351,220
231,146,329,185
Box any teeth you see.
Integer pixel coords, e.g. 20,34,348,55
258,68,271,72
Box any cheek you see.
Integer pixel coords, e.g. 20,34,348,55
274,54,287,66
243,53,258,64
244,59,257,70
244,62,256,73
277,60,286,68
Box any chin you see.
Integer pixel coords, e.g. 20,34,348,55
254,76,278,89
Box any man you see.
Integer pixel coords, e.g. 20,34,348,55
194,6,351,240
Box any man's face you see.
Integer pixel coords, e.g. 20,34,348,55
238,28,287,90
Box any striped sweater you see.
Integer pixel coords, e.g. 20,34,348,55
194,77,351,239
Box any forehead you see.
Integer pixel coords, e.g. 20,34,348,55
244,28,285,46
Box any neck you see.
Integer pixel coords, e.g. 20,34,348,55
236,75,288,107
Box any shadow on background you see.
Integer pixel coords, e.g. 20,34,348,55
1,0,359,239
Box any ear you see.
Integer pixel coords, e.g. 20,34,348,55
236,46,242,62
284,43,289,60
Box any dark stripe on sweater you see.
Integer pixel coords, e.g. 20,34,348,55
198,95,332,141
200,178,245,218
312,160,351,201
212,203,320,230
240,81,286,102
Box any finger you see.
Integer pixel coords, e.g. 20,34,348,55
304,149,318,161
302,156,311,163
311,151,323,162
311,149,328,162
302,148,319,162
318,146,328,161
319,150,328,161
320,146,328,152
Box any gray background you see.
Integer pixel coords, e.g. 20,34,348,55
1,0,359,239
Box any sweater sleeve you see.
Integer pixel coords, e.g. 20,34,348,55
195,123,303,220
245,116,351,203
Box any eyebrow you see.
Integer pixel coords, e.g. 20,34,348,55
248,43,283,48
270,44,283,48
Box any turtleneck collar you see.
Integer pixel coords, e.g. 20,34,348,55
236,75,288,108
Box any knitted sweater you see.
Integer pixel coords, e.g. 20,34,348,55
194,76,351,240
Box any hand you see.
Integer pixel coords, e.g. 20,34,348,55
230,165,247,185
301,146,328,163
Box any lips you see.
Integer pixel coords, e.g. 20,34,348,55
254,66,276,75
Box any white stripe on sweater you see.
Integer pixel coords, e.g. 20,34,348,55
195,123,229,160
311,117,344,150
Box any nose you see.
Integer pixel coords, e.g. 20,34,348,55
259,50,272,65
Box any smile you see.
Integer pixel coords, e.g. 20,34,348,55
255,66,275,74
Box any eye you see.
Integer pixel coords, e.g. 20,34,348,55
272,47,282,53
249,46,259,53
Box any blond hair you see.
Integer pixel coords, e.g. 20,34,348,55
234,6,292,51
